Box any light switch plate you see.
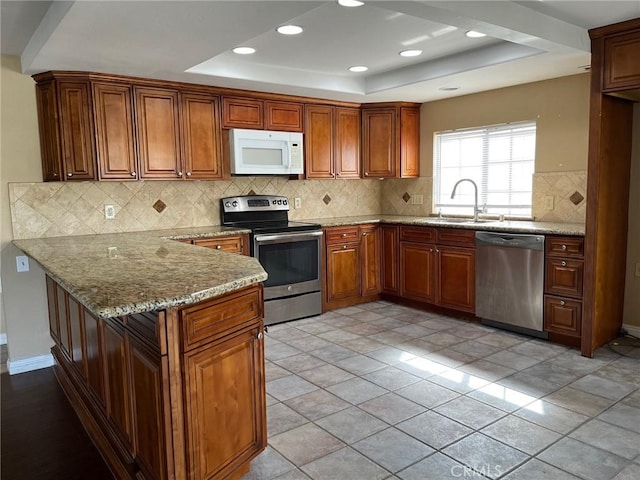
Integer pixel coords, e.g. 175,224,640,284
544,195,554,210
104,204,115,219
16,255,29,272
411,194,424,205
294,197,302,209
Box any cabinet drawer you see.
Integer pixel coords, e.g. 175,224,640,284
545,258,584,298
325,226,359,244
544,295,582,337
180,286,262,350
400,226,436,243
546,236,584,257
194,236,245,254
436,228,476,247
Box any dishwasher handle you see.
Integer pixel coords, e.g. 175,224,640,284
475,231,545,250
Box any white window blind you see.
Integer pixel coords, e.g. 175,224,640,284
434,121,536,217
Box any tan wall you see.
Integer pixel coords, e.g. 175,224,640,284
0,55,52,360
624,104,640,329
420,73,591,176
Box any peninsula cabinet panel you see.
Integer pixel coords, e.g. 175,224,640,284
335,107,361,178
93,82,137,180
603,29,640,91
305,105,334,178
36,81,63,180
83,309,106,406
134,87,182,179
56,284,71,359
68,294,85,375
102,319,134,454
222,96,264,129
46,276,60,343
362,109,396,177
183,324,266,480
265,101,303,132
380,225,399,295
181,93,223,179
58,81,96,180
438,246,475,313
400,242,436,303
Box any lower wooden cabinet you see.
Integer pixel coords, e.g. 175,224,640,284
380,225,399,295
324,225,380,310
193,234,249,255
437,245,475,313
544,295,582,337
46,276,266,480
400,242,436,303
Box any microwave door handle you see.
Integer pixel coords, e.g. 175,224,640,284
284,143,290,168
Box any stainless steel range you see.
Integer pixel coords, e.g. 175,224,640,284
220,195,323,326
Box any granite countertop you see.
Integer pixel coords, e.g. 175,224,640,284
146,225,251,240
304,215,585,236
14,232,267,319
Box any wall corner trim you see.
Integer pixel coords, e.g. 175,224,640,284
7,353,54,375
622,323,640,339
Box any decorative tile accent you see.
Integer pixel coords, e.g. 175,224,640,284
532,171,587,223
570,191,584,205
402,192,411,203
152,199,166,213
323,194,332,205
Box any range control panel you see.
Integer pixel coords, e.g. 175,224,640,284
221,195,289,213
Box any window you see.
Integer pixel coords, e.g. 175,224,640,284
434,121,536,217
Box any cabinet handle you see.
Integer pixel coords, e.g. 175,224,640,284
67,173,73,178
429,248,434,252
186,172,192,177
342,233,347,237
343,245,347,249
178,171,183,177
435,249,440,253
561,244,567,251
561,260,567,266
130,171,137,177
560,300,566,306
364,172,369,176
257,332,264,340
52,172,59,177
216,245,222,250
362,232,368,237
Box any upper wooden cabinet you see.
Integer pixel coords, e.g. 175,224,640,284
305,105,360,179
35,79,96,180
603,28,640,92
181,93,224,179
223,97,304,132
361,103,420,178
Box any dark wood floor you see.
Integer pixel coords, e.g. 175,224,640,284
1,367,114,480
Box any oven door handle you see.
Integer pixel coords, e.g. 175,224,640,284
254,230,323,244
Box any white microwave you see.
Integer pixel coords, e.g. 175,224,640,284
229,128,304,175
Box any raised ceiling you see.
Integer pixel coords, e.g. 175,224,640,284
2,1,640,102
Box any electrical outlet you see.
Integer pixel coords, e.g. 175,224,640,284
544,196,554,210
411,194,424,205
294,197,302,209
104,204,115,219
635,262,640,277
16,255,29,272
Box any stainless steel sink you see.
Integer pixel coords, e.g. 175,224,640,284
427,218,497,224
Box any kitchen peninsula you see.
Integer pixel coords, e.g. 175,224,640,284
13,232,268,480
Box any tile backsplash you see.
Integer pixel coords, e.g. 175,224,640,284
9,170,586,240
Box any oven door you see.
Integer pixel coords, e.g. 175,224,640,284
253,230,323,300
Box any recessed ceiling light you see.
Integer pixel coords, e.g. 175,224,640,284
232,46,256,55
277,25,303,35
399,49,423,57
439,86,460,91
338,0,364,7
465,30,486,38
348,65,368,72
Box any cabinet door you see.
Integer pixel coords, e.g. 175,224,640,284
183,324,266,480
93,82,137,180
305,105,334,179
46,276,60,343
400,107,419,178
326,243,361,302
400,242,436,303
193,235,247,254
222,97,264,129
102,319,134,453
36,81,63,181
545,258,584,298
83,309,106,406
360,225,380,296
362,108,396,177
381,225,399,295
56,285,71,358
181,93,223,179
544,295,582,337
335,107,361,179
265,101,303,132
68,294,85,376
129,335,167,480
135,87,182,179
437,246,475,312
58,81,96,180
604,30,640,90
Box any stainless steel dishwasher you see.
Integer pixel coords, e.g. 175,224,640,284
475,231,547,338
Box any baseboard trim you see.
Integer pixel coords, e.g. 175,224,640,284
623,324,640,338
0,333,6,345
7,353,54,375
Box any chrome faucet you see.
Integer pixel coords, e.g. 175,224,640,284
451,178,482,222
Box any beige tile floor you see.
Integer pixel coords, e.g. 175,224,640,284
242,302,640,480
